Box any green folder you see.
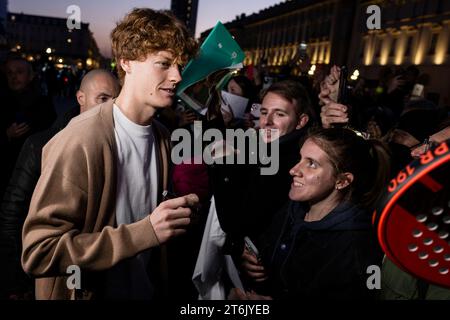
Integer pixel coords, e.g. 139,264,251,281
177,22,245,111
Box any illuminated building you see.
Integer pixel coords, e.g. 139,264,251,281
6,12,102,68
349,0,450,105
201,0,450,105
171,0,199,36
201,0,356,74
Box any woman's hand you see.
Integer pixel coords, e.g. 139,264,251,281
228,288,273,300
241,247,268,282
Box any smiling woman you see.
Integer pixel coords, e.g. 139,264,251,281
296,127,392,213
237,127,392,300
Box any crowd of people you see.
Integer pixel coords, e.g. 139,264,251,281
0,7,449,301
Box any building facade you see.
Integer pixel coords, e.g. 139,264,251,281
201,0,450,106
6,12,102,68
349,0,450,105
202,0,356,73
171,0,199,36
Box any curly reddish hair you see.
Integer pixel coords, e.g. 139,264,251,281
111,8,198,83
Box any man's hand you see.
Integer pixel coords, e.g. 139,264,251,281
149,193,199,244
320,102,348,128
6,122,31,140
319,65,340,105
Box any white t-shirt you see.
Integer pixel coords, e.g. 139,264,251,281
113,104,158,225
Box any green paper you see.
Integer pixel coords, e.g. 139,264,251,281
177,21,245,96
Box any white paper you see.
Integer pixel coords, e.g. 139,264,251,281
221,90,248,119
224,255,245,291
192,197,227,300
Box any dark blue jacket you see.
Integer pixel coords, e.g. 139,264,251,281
257,201,383,300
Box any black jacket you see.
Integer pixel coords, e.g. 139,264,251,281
0,89,56,197
0,106,79,298
257,201,383,300
210,128,306,255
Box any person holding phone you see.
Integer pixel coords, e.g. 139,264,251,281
235,128,390,300
1,57,56,199
319,65,351,129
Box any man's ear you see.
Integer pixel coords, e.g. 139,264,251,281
335,172,354,190
120,59,132,75
296,114,309,130
76,90,85,111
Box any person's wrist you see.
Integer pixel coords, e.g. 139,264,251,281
430,127,450,143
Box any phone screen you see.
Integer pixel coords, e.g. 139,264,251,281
411,84,424,97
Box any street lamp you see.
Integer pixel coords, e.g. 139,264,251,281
46,47,52,54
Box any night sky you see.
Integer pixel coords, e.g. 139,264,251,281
9,0,284,57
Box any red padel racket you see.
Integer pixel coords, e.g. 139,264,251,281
373,139,450,288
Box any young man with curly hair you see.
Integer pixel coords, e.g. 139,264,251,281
21,8,199,300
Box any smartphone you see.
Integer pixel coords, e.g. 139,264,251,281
337,65,348,105
411,83,424,98
332,65,349,128
244,236,260,259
